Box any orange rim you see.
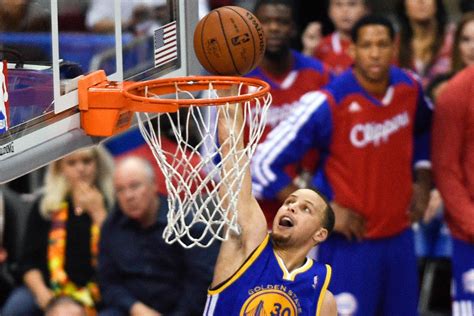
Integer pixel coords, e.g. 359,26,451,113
122,76,271,109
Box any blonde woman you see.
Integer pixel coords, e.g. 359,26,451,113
2,146,114,316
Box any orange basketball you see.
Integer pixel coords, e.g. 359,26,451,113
193,6,265,76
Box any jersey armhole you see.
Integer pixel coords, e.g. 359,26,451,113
315,264,332,316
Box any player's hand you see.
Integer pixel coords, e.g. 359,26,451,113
301,22,322,56
130,302,162,316
409,183,431,223
216,84,241,145
72,182,107,225
422,189,442,223
331,202,365,241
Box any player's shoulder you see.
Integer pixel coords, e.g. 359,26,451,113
323,69,359,103
438,66,474,105
305,259,332,282
391,66,422,88
447,65,474,88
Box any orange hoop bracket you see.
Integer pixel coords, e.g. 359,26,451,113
78,70,270,137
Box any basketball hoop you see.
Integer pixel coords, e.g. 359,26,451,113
78,70,271,248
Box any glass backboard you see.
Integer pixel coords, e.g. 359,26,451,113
0,0,201,183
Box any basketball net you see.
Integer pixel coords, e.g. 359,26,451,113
134,79,271,248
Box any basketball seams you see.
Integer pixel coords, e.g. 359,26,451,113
226,6,257,73
217,8,242,76
199,12,222,75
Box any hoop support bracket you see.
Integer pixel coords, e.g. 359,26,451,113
78,70,133,137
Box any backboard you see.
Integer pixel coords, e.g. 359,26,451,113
0,0,201,183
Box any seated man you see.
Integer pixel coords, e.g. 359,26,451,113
98,156,219,316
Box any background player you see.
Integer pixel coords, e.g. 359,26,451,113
247,0,332,226
203,88,337,316
252,15,432,315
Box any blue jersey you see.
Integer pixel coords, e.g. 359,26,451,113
204,235,332,315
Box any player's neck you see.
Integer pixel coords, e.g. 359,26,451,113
261,50,293,76
353,68,390,97
273,243,309,272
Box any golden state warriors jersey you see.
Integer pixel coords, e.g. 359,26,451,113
204,235,332,315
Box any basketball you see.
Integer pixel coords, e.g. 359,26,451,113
193,6,265,76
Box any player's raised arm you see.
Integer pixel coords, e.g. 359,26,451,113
210,86,269,288
216,87,268,249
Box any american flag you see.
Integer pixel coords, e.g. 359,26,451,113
154,21,178,68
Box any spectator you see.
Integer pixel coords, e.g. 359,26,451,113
45,296,87,316
1,146,114,316
98,156,218,316
246,0,332,226
451,12,474,73
301,0,369,74
0,0,49,32
86,0,209,35
252,15,433,315
0,0,50,63
0,186,31,306
432,65,474,316
396,0,453,88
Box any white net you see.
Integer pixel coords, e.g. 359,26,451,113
133,79,271,248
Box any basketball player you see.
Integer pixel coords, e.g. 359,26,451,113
252,15,433,315
247,0,333,227
203,89,337,315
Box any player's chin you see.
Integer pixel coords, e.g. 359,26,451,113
270,230,291,245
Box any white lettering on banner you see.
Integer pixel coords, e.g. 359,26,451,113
350,111,410,148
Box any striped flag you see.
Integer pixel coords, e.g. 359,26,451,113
154,21,178,68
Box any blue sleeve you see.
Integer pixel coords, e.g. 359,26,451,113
252,91,333,199
98,221,137,313
413,81,433,167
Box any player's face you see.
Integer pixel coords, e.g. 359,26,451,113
459,20,474,67
405,0,436,23
272,189,328,246
255,4,294,55
114,164,157,223
60,149,97,186
329,0,367,34
352,25,394,83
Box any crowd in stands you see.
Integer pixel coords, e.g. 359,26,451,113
0,0,473,315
